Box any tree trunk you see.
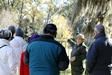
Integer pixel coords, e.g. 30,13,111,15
19,1,24,27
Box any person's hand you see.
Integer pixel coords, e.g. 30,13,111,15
70,56,76,62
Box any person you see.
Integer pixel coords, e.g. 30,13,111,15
25,23,69,75
27,33,40,43
8,25,16,40
20,33,40,75
87,24,112,75
20,52,29,75
0,29,16,75
10,27,27,75
70,34,87,75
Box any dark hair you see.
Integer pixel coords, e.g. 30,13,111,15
0,30,12,40
43,24,57,37
16,27,24,38
8,25,16,36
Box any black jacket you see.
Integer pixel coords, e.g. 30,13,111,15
71,43,87,71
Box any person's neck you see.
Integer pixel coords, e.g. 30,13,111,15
95,32,106,39
44,34,54,38
77,43,83,46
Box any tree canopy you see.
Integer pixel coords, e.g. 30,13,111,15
0,0,112,44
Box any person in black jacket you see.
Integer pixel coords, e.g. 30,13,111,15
70,34,87,75
87,24,112,75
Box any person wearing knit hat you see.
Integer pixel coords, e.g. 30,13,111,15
94,24,105,39
87,24,112,75
0,29,16,75
95,24,105,32
0,29,12,40
10,27,27,75
16,27,24,38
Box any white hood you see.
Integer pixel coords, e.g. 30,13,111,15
0,39,16,75
0,39,10,47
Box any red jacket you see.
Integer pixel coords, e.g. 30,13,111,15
20,52,29,75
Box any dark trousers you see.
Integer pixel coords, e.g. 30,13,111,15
71,67,83,75
89,70,111,75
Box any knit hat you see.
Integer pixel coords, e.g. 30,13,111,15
95,24,105,33
0,29,12,40
16,27,24,38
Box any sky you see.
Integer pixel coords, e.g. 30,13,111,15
37,0,69,13
55,0,68,7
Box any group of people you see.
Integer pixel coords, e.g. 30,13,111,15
0,26,27,75
70,23,112,75
0,23,112,75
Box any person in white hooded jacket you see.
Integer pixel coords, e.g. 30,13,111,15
10,27,27,75
0,29,16,75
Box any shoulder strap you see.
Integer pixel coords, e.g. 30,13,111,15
0,45,7,49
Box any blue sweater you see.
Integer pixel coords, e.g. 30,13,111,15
25,35,69,75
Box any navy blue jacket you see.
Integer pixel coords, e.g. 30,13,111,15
25,35,69,75
87,33,112,75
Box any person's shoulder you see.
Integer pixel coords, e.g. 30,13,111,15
94,37,103,45
7,45,14,50
2,45,14,54
30,36,63,47
82,43,87,48
52,40,64,47
96,36,106,42
10,37,17,43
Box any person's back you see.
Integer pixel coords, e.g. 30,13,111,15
20,33,40,75
28,36,64,75
93,36,112,74
87,24,112,75
10,36,27,53
25,24,69,75
0,30,16,75
10,27,27,60
10,27,27,75
0,39,14,75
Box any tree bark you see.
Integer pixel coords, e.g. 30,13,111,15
19,1,24,27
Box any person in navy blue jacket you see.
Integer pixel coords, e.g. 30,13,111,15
87,24,112,75
25,24,69,75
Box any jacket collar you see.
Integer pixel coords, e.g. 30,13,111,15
95,33,106,39
0,39,9,47
40,34,54,40
77,43,83,46
14,36,23,39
